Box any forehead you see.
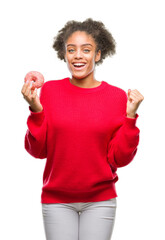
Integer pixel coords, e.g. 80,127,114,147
66,31,96,47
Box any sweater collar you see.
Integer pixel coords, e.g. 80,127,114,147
64,77,107,93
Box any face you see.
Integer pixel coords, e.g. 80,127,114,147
64,31,101,80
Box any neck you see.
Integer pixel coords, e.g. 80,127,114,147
70,73,101,88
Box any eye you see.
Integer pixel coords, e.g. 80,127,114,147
68,49,75,53
83,49,90,52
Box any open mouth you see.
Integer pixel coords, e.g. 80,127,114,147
72,63,86,70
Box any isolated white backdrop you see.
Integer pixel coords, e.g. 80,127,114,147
0,0,164,239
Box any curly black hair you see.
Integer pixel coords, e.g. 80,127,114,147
52,18,116,65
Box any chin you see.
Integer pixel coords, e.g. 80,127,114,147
73,75,86,80
72,71,92,80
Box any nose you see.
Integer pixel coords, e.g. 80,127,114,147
74,49,83,59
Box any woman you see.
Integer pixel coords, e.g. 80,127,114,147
21,18,144,240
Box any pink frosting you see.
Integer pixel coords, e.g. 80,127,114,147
24,71,44,89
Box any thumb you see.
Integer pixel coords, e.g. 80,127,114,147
32,88,38,99
127,89,131,99
127,89,135,103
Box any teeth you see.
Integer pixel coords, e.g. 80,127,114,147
73,63,85,67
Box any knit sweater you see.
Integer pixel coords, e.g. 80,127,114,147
25,77,140,204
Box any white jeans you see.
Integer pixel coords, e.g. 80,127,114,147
41,198,117,240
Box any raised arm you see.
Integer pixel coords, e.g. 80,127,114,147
21,81,47,159
107,89,144,168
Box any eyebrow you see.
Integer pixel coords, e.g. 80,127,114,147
66,44,93,47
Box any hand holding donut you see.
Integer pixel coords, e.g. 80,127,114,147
126,89,144,118
21,71,44,112
24,71,44,89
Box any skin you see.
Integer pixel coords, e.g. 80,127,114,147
127,89,144,118
21,81,43,112
64,31,101,88
21,30,144,116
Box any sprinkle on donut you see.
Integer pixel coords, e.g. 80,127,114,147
24,71,44,89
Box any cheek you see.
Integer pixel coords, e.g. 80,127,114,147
88,56,96,68
65,55,72,67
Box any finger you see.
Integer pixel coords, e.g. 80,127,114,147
136,91,144,101
129,92,140,104
22,80,31,93
132,89,143,96
24,81,33,98
127,89,132,100
31,88,37,99
128,89,136,103
21,81,30,95
130,91,144,103
130,89,144,101
128,91,141,104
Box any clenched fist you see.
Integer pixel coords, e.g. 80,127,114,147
126,89,144,118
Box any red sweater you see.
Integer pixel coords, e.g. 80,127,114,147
25,77,140,204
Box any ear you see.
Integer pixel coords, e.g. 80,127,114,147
95,49,101,63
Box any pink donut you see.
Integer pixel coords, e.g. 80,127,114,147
24,71,44,89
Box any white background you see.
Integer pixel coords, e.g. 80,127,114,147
0,0,164,239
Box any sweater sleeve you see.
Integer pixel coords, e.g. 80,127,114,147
24,85,47,159
107,109,140,168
